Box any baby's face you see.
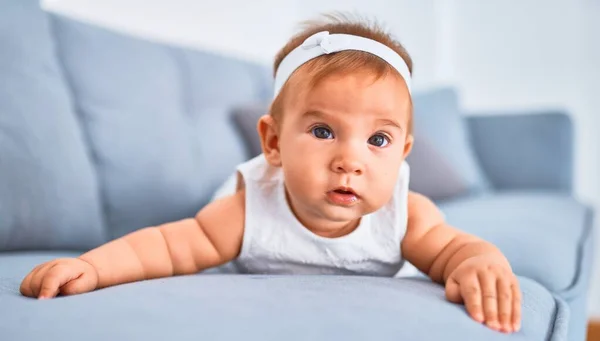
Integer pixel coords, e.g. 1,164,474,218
275,70,412,231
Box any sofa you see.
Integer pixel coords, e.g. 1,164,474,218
0,1,595,340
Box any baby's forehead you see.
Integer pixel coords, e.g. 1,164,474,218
279,74,409,130
291,63,408,93
287,69,410,109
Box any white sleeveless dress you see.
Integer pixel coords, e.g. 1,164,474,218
211,154,416,277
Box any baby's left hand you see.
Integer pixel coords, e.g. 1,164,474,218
444,254,522,333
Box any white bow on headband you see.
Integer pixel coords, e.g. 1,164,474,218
273,31,412,98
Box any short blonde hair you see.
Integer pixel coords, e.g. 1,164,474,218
270,12,414,133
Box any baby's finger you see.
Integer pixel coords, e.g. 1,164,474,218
458,275,483,323
512,281,522,332
38,265,71,299
497,278,513,333
20,274,33,297
20,263,44,297
479,271,499,331
30,263,55,297
20,272,34,297
445,277,462,304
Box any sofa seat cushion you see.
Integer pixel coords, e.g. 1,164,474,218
0,252,567,341
438,192,593,295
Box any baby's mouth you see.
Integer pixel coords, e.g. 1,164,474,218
326,187,359,206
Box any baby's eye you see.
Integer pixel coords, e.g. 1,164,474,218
368,134,390,147
311,126,333,139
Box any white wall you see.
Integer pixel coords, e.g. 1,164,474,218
41,0,440,88
42,0,600,316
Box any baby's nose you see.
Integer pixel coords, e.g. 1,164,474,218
332,157,364,175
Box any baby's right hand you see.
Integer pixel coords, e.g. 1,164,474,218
20,258,98,299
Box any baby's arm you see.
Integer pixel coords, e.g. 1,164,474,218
401,191,521,333
20,190,245,298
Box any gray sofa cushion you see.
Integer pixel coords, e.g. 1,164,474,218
49,14,272,240
405,137,469,200
411,88,490,195
0,252,567,340
466,112,574,192
0,0,105,251
231,102,266,157
439,192,593,294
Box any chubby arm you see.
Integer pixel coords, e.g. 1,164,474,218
401,192,508,283
81,190,245,289
21,190,245,298
401,191,521,333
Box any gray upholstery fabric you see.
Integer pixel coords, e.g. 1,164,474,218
466,112,574,192
411,88,490,194
0,261,567,340
0,0,106,251
231,102,267,157
49,14,272,239
406,137,469,200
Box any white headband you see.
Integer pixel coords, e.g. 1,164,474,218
273,31,412,98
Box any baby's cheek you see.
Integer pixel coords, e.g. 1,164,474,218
370,175,397,206
285,167,316,197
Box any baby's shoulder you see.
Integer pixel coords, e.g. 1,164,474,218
195,189,246,255
197,189,245,224
237,154,282,184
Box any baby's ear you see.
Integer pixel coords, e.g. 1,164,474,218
257,114,282,167
403,134,414,159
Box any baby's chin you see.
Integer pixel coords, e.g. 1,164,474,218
317,203,375,223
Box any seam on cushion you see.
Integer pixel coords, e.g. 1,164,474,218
46,12,110,242
169,46,205,188
548,295,570,341
556,205,595,300
168,47,193,122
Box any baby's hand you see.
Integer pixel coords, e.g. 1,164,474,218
444,254,521,333
20,258,98,299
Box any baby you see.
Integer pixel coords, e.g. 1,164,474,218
20,14,521,334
